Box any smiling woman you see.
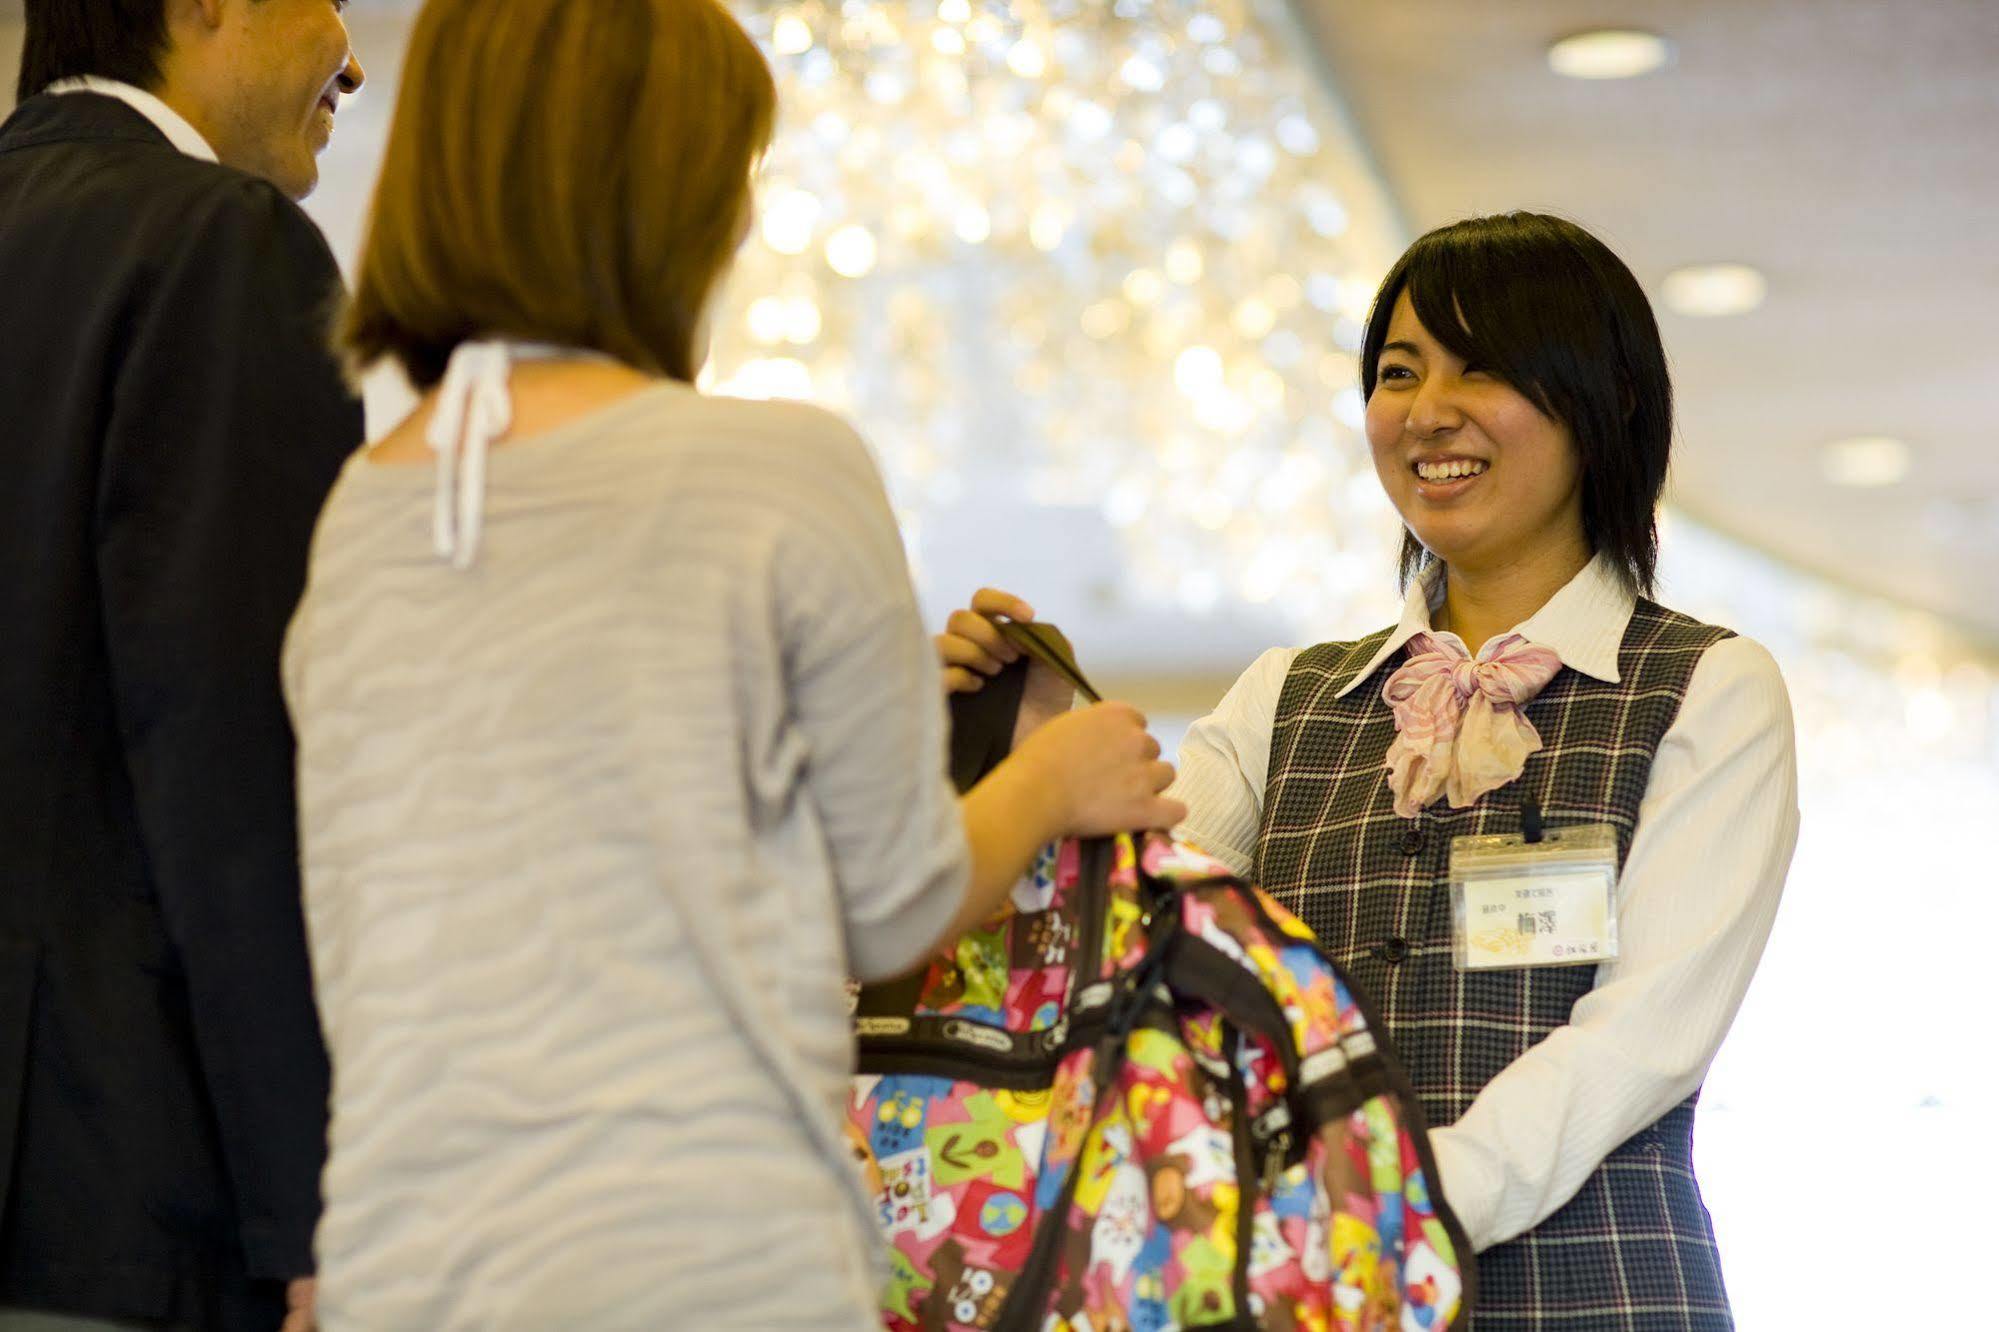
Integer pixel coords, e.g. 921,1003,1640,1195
940,210,1801,1330
1361,211,1673,607
1170,213,1796,1328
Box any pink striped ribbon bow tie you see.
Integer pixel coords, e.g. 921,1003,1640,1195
1380,631,1565,819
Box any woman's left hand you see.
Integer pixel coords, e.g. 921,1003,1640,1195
936,588,1075,744
936,587,1032,695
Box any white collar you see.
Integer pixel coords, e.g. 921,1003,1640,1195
1333,552,1637,697
44,76,219,164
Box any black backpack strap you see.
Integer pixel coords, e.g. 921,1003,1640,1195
948,655,1028,794
947,621,1100,793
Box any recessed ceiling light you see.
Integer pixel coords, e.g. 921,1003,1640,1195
1660,263,1766,317
1548,29,1673,80
1822,436,1913,488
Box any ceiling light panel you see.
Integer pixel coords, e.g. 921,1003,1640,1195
1660,263,1767,317
1548,29,1673,80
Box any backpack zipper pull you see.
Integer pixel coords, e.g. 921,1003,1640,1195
1261,1129,1292,1198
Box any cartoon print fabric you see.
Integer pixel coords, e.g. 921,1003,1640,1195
851,834,1469,1331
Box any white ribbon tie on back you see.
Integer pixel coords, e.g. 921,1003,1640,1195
424,341,621,568
427,340,515,570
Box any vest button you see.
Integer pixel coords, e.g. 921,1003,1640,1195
1374,937,1410,965
1400,827,1424,855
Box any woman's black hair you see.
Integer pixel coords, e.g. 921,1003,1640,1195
1358,211,1672,595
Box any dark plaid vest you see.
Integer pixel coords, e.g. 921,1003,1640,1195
1255,600,1735,1330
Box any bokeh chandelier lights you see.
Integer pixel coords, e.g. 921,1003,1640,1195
706,0,1407,624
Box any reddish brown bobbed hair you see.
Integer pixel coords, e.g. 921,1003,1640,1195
343,0,776,389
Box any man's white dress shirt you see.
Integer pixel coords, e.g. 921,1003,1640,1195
46,76,218,162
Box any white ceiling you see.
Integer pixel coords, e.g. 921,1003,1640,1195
1295,0,1999,643
5,0,1996,653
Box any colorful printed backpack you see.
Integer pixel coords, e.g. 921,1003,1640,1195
848,623,1471,1332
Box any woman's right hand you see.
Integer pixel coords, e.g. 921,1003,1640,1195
1008,700,1186,837
947,690,1185,953
948,699,1185,956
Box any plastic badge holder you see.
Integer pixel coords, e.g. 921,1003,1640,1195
1448,822,1621,972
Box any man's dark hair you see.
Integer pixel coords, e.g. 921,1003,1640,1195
17,0,172,103
1360,211,1674,596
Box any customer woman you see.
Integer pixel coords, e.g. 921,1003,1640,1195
281,1,1183,1327
939,213,1798,1328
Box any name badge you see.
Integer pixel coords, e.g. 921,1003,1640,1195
1449,822,1620,971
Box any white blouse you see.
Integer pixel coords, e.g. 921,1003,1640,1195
1168,555,1800,1252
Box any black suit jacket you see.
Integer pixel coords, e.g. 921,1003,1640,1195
0,92,360,1327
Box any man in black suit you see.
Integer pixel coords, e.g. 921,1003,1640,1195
0,2,365,1328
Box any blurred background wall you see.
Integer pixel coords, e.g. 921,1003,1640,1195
4,1,1995,1324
